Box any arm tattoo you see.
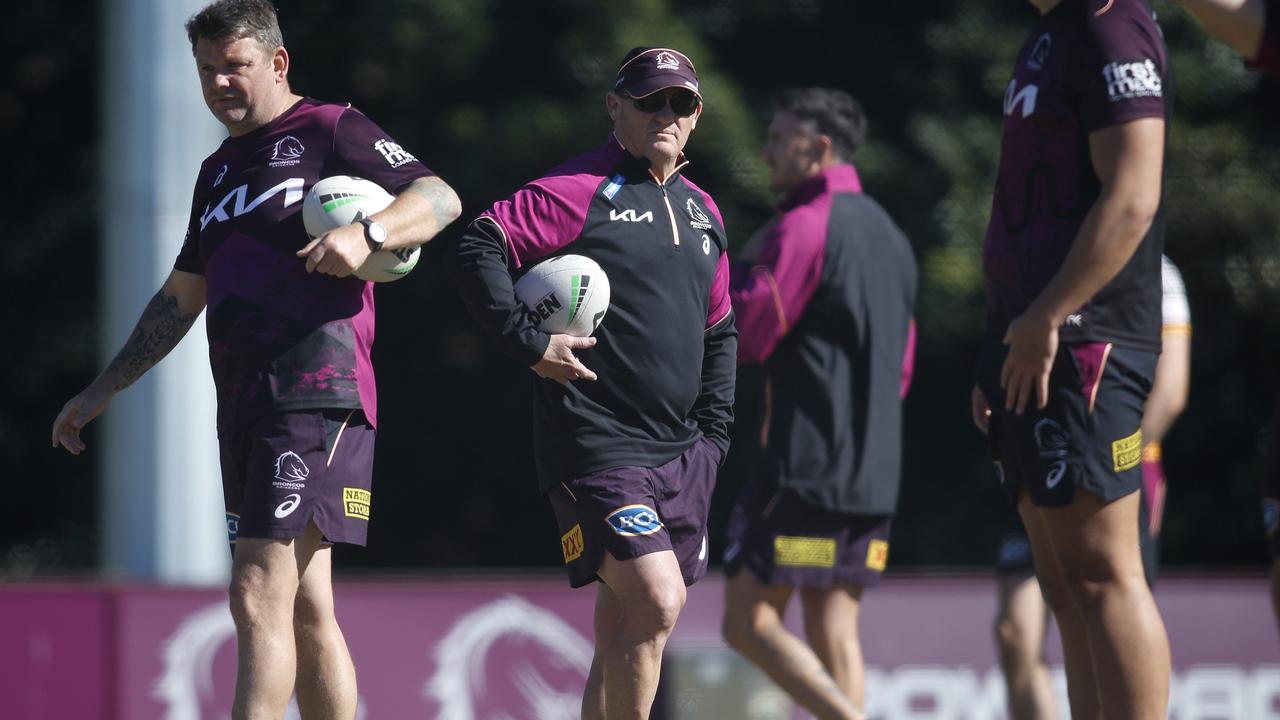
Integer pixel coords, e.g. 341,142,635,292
406,176,461,235
102,291,200,392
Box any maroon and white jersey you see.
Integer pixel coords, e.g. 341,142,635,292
984,0,1170,352
175,98,434,434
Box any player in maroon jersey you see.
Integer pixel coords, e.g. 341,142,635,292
973,0,1172,716
51,1,461,717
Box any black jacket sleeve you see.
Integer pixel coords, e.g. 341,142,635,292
691,310,737,461
447,217,550,366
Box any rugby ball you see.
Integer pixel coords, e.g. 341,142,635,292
302,175,419,283
514,254,610,337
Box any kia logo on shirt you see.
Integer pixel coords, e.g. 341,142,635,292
610,209,653,223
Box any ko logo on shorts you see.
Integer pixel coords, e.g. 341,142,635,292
605,505,664,537
225,513,239,545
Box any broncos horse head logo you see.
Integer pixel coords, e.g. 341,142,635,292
274,451,310,484
272,135,305,161
425,594,592,719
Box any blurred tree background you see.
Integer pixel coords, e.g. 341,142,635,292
4,0,1278,575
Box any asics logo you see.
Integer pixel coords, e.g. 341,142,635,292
1045,460,1068,490
274,494,302,518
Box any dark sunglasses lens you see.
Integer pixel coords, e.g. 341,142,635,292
632,94,667,112
669,93,699,116
630,92,700,116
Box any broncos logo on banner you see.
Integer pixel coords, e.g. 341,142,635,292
424,594,592,719
154,602,368,719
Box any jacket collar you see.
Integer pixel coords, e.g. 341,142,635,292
780,163,862,212
608,134,690,185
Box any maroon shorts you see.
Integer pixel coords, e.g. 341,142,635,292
996,452,1162,587
220,408,375,549
981,343,1156,507
723,475,892,589
547,438,720,589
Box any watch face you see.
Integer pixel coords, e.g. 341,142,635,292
364,219,387,245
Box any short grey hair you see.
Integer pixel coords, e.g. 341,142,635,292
185,0,284,56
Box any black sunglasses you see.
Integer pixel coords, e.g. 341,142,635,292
628,90,701,117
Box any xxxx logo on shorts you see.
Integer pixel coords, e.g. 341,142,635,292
605,505,663,537
561,524,584,563
865,539,890,572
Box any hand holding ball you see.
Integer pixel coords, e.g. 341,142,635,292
513,254,611,337
302,176,418,282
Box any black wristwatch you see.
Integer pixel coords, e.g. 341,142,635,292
358,217,387,251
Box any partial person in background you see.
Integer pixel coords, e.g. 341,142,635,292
992,254,1191,720
51,1,461,718
1177,0,1280,77
720,87,917,720
1176,0,1280,639
449,47,736,720
972,0,1173,716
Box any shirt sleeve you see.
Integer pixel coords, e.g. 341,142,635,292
1073,2,1169,133
730,208,826,365
691,303,737,460
173,177,206,275
448,216,551,366
332,107,435,194
900,317,917,399
448,172,595,365
482,177,593,268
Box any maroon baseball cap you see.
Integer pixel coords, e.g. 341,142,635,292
613,47,701,99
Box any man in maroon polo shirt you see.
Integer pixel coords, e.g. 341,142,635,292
51,1,461,717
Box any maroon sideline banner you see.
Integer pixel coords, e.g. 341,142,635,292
1,574,1276,718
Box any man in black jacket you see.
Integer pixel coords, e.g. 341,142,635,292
449,47,736,720
721,88,917,720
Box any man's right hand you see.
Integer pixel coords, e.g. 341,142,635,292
533,334,598,385
52,384,112,455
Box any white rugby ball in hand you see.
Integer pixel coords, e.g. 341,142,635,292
514,254,610,337
302,175,418,283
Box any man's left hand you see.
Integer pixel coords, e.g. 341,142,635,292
1000,310,1058,415
298,223,373,277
